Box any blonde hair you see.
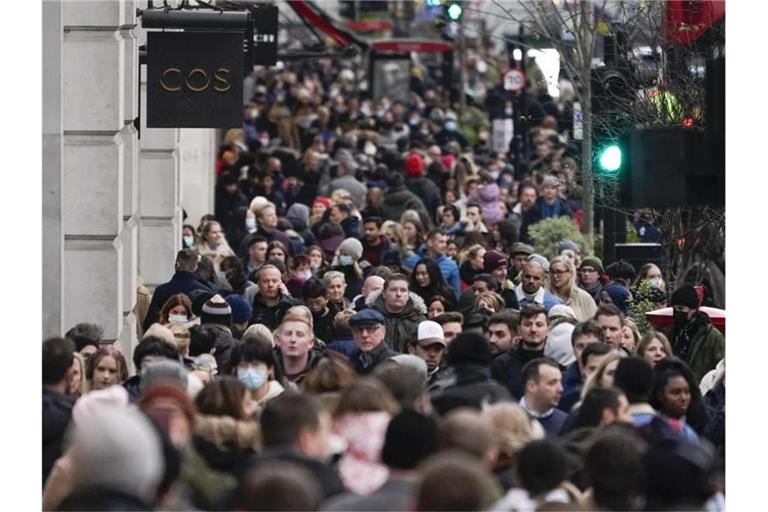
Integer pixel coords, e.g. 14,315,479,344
481,402,543,457
71,352,88,395
280,306,314,332
168,324,191,355
242,323,276,348
474,290,505,313
580,350,626,401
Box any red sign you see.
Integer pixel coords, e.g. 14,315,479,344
371,40,453,54
664,0,725,45
345,20,394,32
503,68,526,92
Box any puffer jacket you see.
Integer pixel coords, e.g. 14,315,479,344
368,290,427,353
476,183,504,224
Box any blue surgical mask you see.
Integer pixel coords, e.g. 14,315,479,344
217,270,229,281
169,314,188,325
183,235,194,247
245,217,257,231
238,368,268,390
339,255,353,267
444,120,457,132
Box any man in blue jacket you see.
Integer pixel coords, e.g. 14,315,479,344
143,249,213,330
404,230,461,299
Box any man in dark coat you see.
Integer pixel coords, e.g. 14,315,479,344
249,264,302,330
520,176,573,244
143,249,214,331
518,358,567,437
379,172,430,226
361,217,392,267
491,304,550,399
348,309,398,375
663,285,725,381
370,274,427,353
404,152,441,215
430,332,511,416
42,337,75,486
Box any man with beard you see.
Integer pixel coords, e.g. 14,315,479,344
514,260,563,312
491,304,550,399
361,217,391,267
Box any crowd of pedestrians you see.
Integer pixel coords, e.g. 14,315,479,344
42,53,725,511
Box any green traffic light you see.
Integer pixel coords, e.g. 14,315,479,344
598,145,622,173
446,3,463,21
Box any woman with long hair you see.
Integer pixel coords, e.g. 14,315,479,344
650,357,709,440
85,346,129,391
196,220,235,272
459,244,486,287
410,258,458,310
636,331,673,368
158,293,194,326
547,255,597,322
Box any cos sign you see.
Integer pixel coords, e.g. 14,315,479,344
147,32,243,128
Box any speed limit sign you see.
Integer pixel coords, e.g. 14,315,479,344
503,69,526,92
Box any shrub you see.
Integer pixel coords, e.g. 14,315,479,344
528,217,589,261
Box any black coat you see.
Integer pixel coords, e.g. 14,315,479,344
350,342,398,375
491,347,546,400
406,176,441,216
42,389,73,486
431,365,512,416
249,293,302,330
143,271,214,331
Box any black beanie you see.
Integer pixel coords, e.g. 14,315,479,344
200,295,233,328
381,410,439,470
669,285,699,309
447,332,492,367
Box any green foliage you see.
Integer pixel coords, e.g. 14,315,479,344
528,217,588,260
628,280,666,336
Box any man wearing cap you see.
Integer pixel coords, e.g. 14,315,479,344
483,250,520,310
201,293,233,330
577,256,604,302
509,242,534,285
662,285,724,381
520,176,573,244
408,320,448,384
404,230,461,299
249,264,302,330
514,259,563,313
349,309,398,375
430,332,511,416
371,274,427,353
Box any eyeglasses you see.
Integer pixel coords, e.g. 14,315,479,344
352,325,382,334
550,268,571,275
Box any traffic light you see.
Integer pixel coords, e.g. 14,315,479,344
443,1,463,22
596,142,623,175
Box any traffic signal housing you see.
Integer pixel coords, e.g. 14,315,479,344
606,127,723,208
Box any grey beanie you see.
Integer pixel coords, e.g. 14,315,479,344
69,407,164,500
286,203,310,226
339,237,363,261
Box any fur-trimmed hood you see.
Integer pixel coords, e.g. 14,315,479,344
365,288,427,315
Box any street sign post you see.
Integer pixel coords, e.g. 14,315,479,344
503,68,526,93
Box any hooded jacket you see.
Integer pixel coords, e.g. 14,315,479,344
476,183,504,225
663,311,725,381
379,186,429,225
368,289,427,353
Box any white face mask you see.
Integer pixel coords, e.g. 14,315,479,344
648,277,664,289
245,217,257,232
169,314,188,325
